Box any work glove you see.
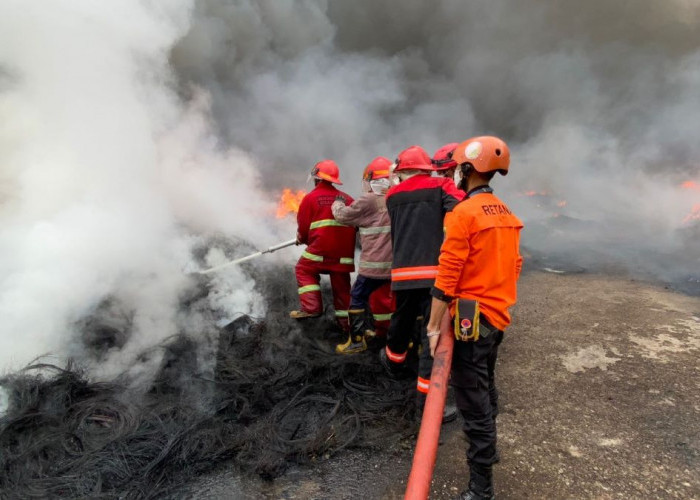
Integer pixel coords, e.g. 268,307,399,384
334,195,346,203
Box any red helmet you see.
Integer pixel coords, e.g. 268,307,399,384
394,145,433,172
432,142,459,171
452,136,510,175
311,159,342,184
363,156,392,181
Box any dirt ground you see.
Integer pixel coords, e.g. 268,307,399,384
180,270,700,499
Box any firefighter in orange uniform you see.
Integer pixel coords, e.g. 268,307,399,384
426,136,523,500
380,145,464,420
291,160,357,336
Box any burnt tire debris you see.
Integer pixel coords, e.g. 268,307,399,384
0,264,415,499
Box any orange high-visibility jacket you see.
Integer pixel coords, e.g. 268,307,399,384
432,187,523,330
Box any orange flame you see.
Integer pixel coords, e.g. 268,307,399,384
683,203,700,224
522,190,549,197
276,188,306,218
557,200,567,208
681,180,700,191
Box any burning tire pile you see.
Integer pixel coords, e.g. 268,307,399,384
0,264,417,499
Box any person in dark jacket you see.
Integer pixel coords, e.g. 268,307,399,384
291,160,357,335
380,145,464,419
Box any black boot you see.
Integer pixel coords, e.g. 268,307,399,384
455,463,494,500
335,309,368,354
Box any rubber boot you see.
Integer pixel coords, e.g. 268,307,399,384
335,309,367,354
455,463,494,500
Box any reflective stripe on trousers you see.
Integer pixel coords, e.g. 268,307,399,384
417,376,430,394
385,345,406,363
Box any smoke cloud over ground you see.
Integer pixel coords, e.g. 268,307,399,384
173,0,700,281
1,1,700,371
0,2,287,373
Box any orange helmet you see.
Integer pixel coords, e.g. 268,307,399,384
363,156,392,181
311,159,342,184
432,142,459,171
394,145,433,172
452,136,510,175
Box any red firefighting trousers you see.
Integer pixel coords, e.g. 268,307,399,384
368,281,394,337
295,257,351,332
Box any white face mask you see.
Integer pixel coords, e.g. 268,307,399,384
389,163,400,185
369,178,391,195
453,168,462,186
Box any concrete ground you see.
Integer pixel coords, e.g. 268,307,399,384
180,270,700,499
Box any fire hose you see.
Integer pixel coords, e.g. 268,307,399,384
192,238,297,274
405,313,454,500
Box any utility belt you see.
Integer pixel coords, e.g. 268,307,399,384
452,299,496,342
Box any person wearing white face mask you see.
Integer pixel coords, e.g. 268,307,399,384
432,142,465,193
331,157,395,354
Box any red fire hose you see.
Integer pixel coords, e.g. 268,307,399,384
404,314,454,500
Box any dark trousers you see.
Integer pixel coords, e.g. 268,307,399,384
386,288,434,390
349,275,390,309
451,317,504,466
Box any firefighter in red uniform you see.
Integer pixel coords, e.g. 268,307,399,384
331,156,395,354
380,145,464,420
291,160,357,336
426,136,523,500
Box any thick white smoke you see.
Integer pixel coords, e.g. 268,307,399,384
2,1,700,373
0,2,286,375
172,0,700,280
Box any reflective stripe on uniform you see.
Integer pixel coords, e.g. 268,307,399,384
302,251,353,266
298,284,321,294
302,251,324,262
373,313,392,321
385,346,406,363
309,219,347,230
391,265,438,281
417,377,430,394
360,261,392,269
335,310,349,318
359,226,391,235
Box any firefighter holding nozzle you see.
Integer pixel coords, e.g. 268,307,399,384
290,160,357,338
